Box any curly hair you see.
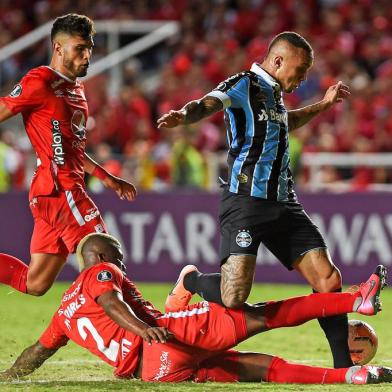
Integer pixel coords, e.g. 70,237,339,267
51,13,96,42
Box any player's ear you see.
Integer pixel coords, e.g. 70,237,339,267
53,41,63,57
274,55,283,70
98,253,106,263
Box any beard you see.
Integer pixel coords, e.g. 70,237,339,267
63,57,88,78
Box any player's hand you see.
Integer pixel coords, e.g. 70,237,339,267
322,81,350,109
141,327,174,345
157,110,186,128
103,175,137,201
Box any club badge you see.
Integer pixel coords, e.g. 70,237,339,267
236,230,252,247
97,270,113,282
9,84,22,98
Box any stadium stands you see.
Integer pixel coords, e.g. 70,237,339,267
0,0,391,191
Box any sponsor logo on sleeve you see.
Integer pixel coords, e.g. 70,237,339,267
97,270,113,282
9,84,22,98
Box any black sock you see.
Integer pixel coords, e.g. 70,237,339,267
314,288,353,368
184,271,224,306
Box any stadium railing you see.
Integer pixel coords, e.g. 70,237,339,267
0,19,179,95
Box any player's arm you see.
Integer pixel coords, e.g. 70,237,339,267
288,81,350,131
0,341,57,381
97,290,172,344
0,102,15,122
84,152,136,201
157,96,223,128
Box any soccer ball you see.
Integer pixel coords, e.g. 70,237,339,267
348,319,378,365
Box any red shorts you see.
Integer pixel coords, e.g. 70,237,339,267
29,189,107,255
141,302,248,382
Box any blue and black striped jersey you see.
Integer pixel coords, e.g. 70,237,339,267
207,63,295,202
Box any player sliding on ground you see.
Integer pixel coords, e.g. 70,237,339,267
1,233,390,384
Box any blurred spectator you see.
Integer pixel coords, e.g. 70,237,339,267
0,127,24,191
171,125,206,189
1,0,392,192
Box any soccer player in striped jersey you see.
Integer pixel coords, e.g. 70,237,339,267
158,31,353,368
0,234,390,385
0,14,136,298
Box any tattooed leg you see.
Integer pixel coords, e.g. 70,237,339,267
220,254,256,309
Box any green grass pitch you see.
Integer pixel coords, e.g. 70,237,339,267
1,282,392,391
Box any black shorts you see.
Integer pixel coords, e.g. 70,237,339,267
219,189,327,270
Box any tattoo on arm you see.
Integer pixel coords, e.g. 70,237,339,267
288,101,326,131
182,96,223,124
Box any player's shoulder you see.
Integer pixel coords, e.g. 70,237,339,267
85,262,124,283
216,71,253,92
226,71,253,84
21,66,55,89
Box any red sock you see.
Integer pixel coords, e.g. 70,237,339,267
0,253,28,293
264,292,357,329
267,356,348,384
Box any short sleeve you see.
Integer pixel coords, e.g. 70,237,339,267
0,73,46,115
206,73,250,109
39,314,69,350
86,263,124,300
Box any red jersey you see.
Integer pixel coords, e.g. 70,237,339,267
39,263,161,377
0,66,88,197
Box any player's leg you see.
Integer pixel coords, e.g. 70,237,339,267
27,191,107,295
166,255,256,310
220,254,256,308
0,253,28,293
26,253,67,295
166,189,260,310
241,264,386,337
0,213,68,295
0,253,66,296
272,202,353,369
265,356,392,384
57,189,107,253
165,264,224,312
196,351,352,383
294,248,352,368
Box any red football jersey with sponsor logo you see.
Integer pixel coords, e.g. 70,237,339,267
39,263,161,377
0,66,88,197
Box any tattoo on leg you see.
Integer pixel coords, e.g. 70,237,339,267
220,255,256,308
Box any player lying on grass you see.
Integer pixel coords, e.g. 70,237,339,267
0,233,390,384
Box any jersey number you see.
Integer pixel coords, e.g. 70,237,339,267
77,317,120,362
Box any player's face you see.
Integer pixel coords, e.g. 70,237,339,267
61,34,94,78
276,49,313,93
104,241,126,275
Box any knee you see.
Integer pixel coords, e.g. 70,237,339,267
313,267,342,293
26,280,51,296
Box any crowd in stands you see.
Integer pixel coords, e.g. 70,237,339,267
0,0,392,192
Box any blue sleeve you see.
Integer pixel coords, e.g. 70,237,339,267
206,73,250,109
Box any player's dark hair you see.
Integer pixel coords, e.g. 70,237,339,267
268,31,313,57
51,13,95,42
